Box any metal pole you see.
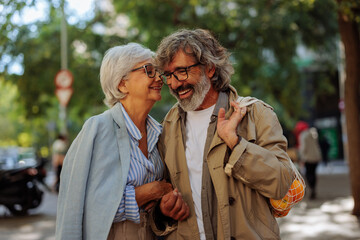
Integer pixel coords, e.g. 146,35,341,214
60,0,68,136
338,40,348,162
61,0,67,70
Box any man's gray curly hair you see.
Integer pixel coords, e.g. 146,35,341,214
155,29,234,91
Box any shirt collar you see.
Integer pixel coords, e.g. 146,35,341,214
146,115,163,152
120,103,162,145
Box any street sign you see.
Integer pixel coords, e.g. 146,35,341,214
55,69,73,107
55,88,73,107
55,70,73,89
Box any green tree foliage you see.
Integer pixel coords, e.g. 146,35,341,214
0,0,118,146
0,0,346,148
0,76,25,146
2,3,113,119
113,0,339,128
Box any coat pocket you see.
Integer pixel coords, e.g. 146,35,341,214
247,209,280,240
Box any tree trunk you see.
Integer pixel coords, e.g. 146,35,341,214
337,10,360,216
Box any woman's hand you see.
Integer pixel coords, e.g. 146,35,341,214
152,179,173,199
135,180,173,209
217,101,247,149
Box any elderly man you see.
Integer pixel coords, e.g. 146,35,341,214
152,29,294,240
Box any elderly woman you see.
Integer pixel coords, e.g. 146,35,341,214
55,43,174,240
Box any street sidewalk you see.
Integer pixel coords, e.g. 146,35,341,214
0,161,358,240
278,161,360,240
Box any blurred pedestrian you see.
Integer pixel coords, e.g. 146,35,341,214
299,126,322,199
294,121,309,148
52,134,68,193
55,43,189,240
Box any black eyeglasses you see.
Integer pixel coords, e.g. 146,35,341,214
159,62,202,83
131,64,157,78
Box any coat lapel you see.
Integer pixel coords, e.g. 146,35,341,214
207,105,234,152
163,115,201,236
164,119,189,187
111,103,131,185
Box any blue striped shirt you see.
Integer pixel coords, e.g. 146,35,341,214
113,103,164,223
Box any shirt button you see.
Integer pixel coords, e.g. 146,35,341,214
229,197,235,206
211,115,216,122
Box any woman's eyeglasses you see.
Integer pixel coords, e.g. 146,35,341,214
131,64,157,78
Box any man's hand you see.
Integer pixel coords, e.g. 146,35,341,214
217,101,247,149
160,189,190,221
135,180,173,209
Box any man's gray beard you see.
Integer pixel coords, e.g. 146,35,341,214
169,74,211,112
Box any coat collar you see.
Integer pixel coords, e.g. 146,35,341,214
110,102,127,129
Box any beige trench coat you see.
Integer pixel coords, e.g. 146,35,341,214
152,88,294,240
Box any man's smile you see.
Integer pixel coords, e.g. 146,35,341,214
174,85,194,99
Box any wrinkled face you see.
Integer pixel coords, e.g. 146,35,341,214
163,51,213,111
119,59,163,104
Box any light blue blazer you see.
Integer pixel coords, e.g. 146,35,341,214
56,102,131,240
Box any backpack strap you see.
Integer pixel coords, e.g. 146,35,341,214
236,96,273,110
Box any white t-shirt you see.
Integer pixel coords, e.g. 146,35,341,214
185,105,215,240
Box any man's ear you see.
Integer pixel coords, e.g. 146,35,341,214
206,65,216,79
118,80,128,94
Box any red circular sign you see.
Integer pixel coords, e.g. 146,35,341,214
55,70,73,88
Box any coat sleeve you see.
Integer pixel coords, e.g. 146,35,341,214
55,118,98,240
224,103,294,199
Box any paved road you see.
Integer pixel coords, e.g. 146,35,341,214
277,170,360,240
0,190,57,240
0,162,359,240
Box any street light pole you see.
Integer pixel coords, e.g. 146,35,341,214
61,1,67,70
60,0,68,136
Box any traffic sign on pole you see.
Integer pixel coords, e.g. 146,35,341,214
55,69,73,89
55,88,73,107
55,69,73,107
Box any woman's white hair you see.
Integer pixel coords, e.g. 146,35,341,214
100,43,154,107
